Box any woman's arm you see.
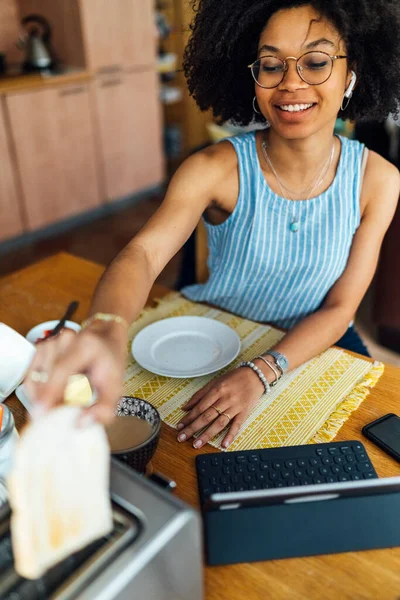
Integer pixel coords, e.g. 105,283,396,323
262,151,400,370
25,148,224,421
178,152,400,449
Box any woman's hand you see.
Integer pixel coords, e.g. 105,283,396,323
24,321,128,424
176,362,271,449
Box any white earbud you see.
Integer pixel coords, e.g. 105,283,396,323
344,71,357,98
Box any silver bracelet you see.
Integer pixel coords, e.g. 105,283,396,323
237,361,271,395
254,355,281,386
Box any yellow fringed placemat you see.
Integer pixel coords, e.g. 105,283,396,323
124,293,384,451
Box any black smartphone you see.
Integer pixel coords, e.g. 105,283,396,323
362,413,400,462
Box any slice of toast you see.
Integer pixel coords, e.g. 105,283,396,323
8,406,112,579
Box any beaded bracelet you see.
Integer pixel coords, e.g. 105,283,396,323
237,361,271,395
81,312,129,330
254,355,281,386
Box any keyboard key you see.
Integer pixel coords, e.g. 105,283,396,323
287,479,298,486
331,466,341,474
306,467,317,477
250,484,259,490
223,466,233,475
326,476,338,483
340,446,351,454
316,449,325,456
300,479,313,485
322,457,333,465
313,477,326,484
210,476,218,486
236,456,246,464
346,455,355,463
262,482,274,489
339,475,350,481
356,453,368,462
351,474,362,481
344,464,356,473
243,474,254,483
273,461,283,470
248,455,259,463
275,482,285,487
319,467,329,476
220,476,229,485
269,472,278,481
297,459,307,467
352,443,363,452
202,487,212,497
199,468,207,477
282,470,292,479
236,484,249,491
211,457,221,466
223,456,234,465
235,465,245,474
285,460,295,469
256,473,267,482
230,475,241,484
224,485,233,493
364,472,376,479
247,464,257,473
328,447,339,455
357,462,373,472
260,463,269,471
198,457,208,467
294,469,304,478
309,458,320,466
334,456,344,465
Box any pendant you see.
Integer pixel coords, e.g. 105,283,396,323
290,220,299,233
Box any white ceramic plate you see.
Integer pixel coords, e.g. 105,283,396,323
26,320,81,344
131,316,241,378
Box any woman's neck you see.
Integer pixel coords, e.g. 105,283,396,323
263,126,337,182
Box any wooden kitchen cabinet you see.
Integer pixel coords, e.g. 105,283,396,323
6,82,101,231
79,0,156,72
93,69,164,201
0,99,24,241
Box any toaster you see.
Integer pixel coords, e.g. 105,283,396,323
0,459,204,599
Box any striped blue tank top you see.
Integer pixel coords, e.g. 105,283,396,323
182,131,365,329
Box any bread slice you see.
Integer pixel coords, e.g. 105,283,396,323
8,406,112,579
64,374,93,407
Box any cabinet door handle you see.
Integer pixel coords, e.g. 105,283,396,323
97,65,122,75
100,79,123,88
59,86,86,96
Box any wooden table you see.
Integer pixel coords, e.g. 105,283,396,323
2,252,400,600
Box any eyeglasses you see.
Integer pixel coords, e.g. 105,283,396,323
248,51,347,88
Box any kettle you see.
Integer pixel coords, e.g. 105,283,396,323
17,14,54,73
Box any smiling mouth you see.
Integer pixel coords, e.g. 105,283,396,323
276,103,316,113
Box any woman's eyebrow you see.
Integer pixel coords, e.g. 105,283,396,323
304,38,335,50
258,38,335,56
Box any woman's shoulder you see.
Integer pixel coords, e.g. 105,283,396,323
361,150,400,215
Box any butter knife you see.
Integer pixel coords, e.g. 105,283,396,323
47,300,79,339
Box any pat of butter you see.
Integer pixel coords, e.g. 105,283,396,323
64,375,93,407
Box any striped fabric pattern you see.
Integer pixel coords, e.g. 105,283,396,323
182,131,365,329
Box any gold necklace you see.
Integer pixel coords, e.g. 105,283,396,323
261,140,335,233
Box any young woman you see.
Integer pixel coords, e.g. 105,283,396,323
27,0,400,450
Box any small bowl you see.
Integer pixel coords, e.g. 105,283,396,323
26,320,81,344
111,396,161,473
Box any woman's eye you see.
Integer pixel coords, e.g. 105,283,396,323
262,65,282,73
306,61,329,70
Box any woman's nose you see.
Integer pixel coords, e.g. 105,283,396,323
278,61,308,92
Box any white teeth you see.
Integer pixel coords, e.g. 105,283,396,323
279,103,313,112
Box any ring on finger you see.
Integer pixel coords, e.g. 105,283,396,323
30,370,49,383
211,405,222,416
221,411,232,422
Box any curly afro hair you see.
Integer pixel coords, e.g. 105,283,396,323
183,0,400,125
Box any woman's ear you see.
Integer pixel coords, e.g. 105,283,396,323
344,70,357,98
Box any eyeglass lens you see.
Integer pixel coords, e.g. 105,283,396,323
252,52,333,88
